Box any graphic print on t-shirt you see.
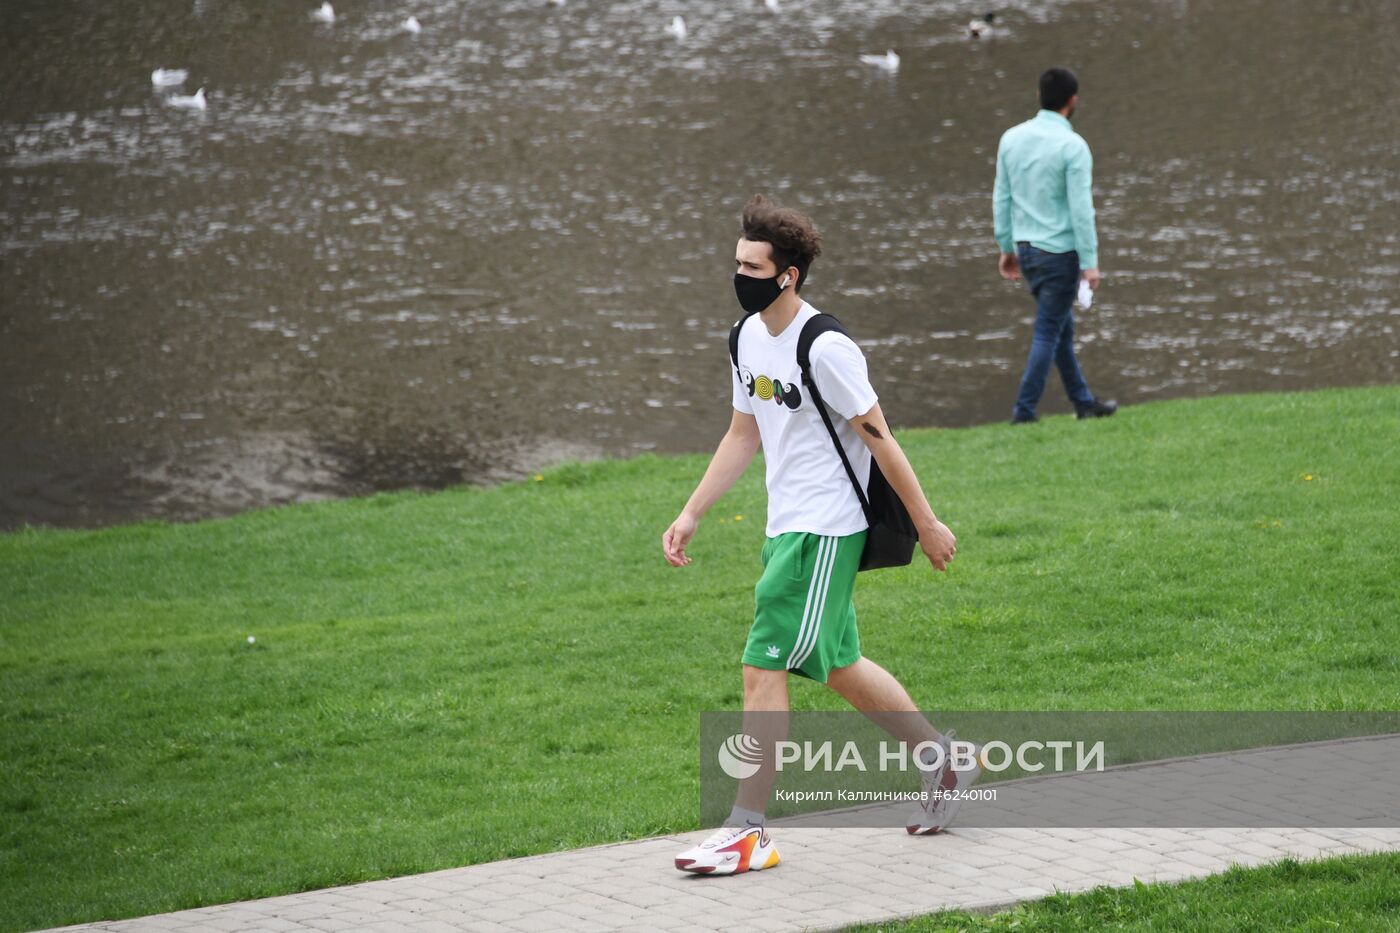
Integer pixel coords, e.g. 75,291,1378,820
741,369,803,411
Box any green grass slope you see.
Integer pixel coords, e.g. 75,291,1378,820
2,387,1397,930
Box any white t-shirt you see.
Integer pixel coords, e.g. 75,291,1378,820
731,300,879,538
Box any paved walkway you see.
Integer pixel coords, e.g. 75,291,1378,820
45,737,1400,933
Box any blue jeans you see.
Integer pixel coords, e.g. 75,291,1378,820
1013,244,1094,420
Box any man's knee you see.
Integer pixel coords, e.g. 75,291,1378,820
743,664,787,702
826,657,868,689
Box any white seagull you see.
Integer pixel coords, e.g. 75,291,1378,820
402,15,422,34
168,87,207,111
666,15,687,41
311,2,335,24
151,68,188,87
968,13,996,38
860,49,900,73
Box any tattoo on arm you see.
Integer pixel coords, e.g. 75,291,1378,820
861,422,884,440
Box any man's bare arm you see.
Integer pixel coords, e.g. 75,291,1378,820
850,403,957,571
662,410,761,567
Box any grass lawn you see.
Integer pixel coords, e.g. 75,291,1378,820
845,852,1400,932
2,386,1397,931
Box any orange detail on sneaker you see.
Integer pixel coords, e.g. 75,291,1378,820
674,826,780,875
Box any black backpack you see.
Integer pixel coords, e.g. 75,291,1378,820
728,311,918,572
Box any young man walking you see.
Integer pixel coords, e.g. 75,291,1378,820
662,195,975,876
994,67,1118,424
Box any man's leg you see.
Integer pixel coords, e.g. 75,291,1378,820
674,534,805,876
728,534,811,824
674,532,808,874
675,667,785,873
828,657,983,835
826,657,943,750
1012,247,1072,421
732,665,789,822
1053,308,1095,409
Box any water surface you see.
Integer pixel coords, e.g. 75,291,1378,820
3,0,1397,528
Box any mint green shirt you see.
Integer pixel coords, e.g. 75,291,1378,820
993,109,1099,270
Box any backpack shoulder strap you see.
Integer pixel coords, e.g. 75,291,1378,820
728,311,757,373
796,313,849,385
795,313,871,517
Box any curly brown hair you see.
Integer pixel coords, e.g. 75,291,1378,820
741,194,823,292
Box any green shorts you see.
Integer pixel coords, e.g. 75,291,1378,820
742,530,866,683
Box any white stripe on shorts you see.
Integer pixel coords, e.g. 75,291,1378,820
787,535,829,670
789,535,837,671
791,536,838,670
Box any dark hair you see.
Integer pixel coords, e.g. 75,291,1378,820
740,194,823,291
1039,67,1079,112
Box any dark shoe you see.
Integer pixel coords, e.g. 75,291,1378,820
1076,399,1118,419
1010,414,1039,424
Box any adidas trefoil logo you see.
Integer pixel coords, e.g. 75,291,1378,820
766,645,781,659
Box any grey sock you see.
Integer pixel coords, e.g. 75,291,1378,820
727,805,766,828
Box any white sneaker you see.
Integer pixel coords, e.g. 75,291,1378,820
907,730,984,835
674,825,780,875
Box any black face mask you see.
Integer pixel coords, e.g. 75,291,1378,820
734,270,791,314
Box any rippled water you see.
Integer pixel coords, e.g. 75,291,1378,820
2,0,1397,529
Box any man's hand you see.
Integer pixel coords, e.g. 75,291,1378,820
1082,267,1101,291
998,252,1021,281
662,512,699,567
919,519,957,571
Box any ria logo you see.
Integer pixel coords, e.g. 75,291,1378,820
717,733,764,780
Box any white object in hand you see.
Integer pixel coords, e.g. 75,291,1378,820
402,15,421,34
312,2,335,24
168,87,207,110
860,50,900,73
151,68,188,87
666,15,687,41
1077,278,1093,309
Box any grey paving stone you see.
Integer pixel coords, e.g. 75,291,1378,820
401,921,474,933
